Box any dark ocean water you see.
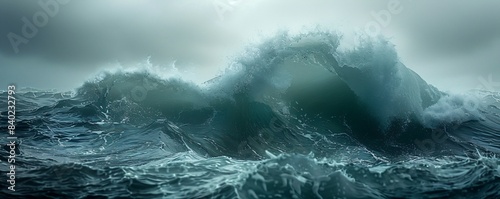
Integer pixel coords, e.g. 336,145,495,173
1,32,499,199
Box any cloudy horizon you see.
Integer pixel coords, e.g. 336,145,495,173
1,0,499,92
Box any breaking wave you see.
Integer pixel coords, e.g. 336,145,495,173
1,30,499,198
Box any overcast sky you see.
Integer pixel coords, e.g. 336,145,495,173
1,0,499,92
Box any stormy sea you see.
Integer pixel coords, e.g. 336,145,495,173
1,31,499,199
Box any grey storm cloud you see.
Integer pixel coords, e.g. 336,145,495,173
0,0,499,91
0,0,238,65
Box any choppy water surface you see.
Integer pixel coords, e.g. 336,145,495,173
1,32,499,198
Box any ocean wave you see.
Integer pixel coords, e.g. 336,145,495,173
2,30,500,198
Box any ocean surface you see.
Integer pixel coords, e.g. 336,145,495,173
1,31,499,199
